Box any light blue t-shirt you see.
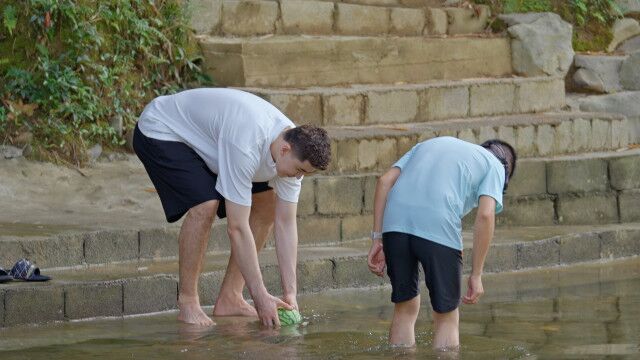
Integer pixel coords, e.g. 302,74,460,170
382,137,505,251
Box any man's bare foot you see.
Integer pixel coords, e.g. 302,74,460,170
213,295,258,317
178,300,215,326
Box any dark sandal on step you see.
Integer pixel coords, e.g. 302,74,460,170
9,259,51,282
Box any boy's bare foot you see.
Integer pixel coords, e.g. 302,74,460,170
178,298,215,326
213,295,258,317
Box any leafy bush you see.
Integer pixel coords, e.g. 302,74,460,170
0,0,209,165
476,0,623,52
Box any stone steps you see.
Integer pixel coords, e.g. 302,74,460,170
198,35,511,87
2,148,638,269
1,224,638,327
323,113,631,174
241,76,565,127
190,0,489,37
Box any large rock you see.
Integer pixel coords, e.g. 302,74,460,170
572,55,624,93
608,18,640,52
578,91,640,142
618,35,640,54
444,5,490,35
615,0,640,15
189,0,222,34
498,12,574,77
620,51,640,90
0,145,23,159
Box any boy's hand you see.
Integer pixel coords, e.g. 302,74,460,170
367,239,386,277
462,274,484,304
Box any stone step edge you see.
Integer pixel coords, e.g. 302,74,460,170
325,114,632,173
1,227,638,327
243,76,565,126
2,149,639,269
192,0,490,37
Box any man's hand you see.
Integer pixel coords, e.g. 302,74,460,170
462,274,484,304
254,291,294,327
282,293,299,310
367,239,386,277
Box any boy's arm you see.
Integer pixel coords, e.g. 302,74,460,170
463,195,496,304
368,167,401,276
226,200,292,326
274,197,299,309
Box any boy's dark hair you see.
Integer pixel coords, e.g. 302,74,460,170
284,125,331,170
480,139,517,192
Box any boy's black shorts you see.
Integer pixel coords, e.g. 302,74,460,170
382,231,462,313
133,125,272,223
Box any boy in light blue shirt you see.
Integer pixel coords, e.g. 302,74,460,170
367,137,517,351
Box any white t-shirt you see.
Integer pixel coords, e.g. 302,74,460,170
137,88,301,207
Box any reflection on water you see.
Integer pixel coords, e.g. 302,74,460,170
1,257,639,359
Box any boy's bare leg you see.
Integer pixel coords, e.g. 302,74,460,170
213,190,276,317
177,200,219,326
432,308,460,351
390,295,421,346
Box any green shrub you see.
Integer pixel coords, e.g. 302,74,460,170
0,0,209,165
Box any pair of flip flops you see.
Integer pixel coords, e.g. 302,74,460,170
0,259,51,283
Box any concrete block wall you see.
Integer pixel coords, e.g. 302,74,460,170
253,77,566,126
325,115,630,174
189,0,489,36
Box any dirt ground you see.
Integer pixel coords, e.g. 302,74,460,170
0,153,177,232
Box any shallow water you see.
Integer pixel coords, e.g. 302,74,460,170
1,258,639,359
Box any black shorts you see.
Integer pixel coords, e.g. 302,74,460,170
383,232,462,313
133,125,272,223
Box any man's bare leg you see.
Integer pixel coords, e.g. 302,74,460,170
177,200,218,326
213,190,276,317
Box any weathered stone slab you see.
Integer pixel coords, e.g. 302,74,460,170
296,216,341,245
517,238,559,269
297,178,316,216
619,190,640,222
0,233,84,269
5,287,64,326
334,139,359,173
500,12,574,77
516,78,565,112
573,55,624,94
84,230,139,264
620,51,640,91
198,271,225,306
616,0,640,15
336,3,389,35
65,283,123,319
497,196,556,226
547,159,609,194
366,90,419,124
425,8,447,35
364,175,377,212
316,176,363,215
470,83,515,116
558,296,618,323
559,233,601,264
444,5,490,35
484,244,517,273
123,276,178,315
557,192,619,225
608,17,640,52
189,0,223,34
280,0,334,35
507,160,546,196
298,259,335,292
618,35,640,54
390,8,425,36
221,0,278,36
334,256,386,288
323,94,364,126
420,86,469,121
139,228,180,259
0,290,4,327
268,94,322,126
610,154,640,190
492,299,555,322
600,229,640,259
341,215,372,240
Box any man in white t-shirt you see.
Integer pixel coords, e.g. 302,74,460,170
133,88,331,327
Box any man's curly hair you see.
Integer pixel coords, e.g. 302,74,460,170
284,125,331,170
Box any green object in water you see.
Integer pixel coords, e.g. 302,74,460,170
277,308,302,326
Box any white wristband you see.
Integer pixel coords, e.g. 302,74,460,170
370,231,383,240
